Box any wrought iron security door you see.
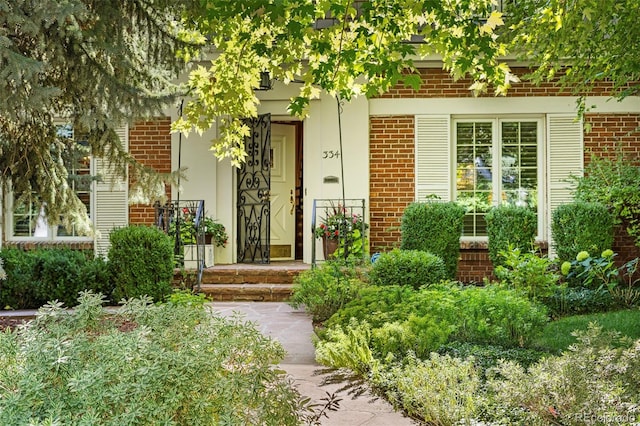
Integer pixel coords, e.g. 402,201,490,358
237,114,271,263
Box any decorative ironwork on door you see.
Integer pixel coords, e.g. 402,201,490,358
237,114,271,263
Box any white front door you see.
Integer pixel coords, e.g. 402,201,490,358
269,124,296,259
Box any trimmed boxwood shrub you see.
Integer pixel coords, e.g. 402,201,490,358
369,249,447,289
109,225,174,302
400,202,465,278
486,205,537,267
0,248,114,309
551,201,614,262
0,248,39,309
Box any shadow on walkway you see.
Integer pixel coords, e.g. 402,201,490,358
210,302,416,426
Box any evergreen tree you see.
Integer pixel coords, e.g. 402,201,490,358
0,0,202,233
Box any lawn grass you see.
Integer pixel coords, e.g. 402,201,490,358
533,308,640,353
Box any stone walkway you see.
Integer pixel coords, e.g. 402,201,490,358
211,302,417,426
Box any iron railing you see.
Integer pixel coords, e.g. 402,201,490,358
154,199,205,290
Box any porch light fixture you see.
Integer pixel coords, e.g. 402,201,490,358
257,71,273,91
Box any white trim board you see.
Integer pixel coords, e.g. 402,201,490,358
370,96,640,116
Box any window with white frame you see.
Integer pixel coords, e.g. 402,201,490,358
10,124,93,239
454,118,541,238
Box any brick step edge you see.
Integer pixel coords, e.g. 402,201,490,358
198,283,293,302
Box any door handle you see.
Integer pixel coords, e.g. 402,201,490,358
289,189,294,215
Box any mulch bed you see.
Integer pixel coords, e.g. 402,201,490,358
0,317,31,332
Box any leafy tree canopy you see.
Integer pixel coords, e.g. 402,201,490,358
174,0,514,166
0,0,201,233
505,0,640,115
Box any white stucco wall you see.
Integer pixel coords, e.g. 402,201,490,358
166,80,371,265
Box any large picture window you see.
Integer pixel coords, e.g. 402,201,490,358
10,124,92,239
455,118,541,238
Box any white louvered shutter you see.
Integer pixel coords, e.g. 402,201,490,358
415,115,451,201
94,126,129,257
547,114,583,257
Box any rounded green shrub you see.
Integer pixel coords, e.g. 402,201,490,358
0,249,114,309
400,202,465,278
109,225,174,302
486,205,537,267
369,249,447,289
551,201,614,262
0,248,39,309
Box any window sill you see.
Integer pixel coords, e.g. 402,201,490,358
3,240,94,251
459,240,548,250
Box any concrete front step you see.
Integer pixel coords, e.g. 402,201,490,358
202,265,307,284
199,283,294,302
174,261,309,301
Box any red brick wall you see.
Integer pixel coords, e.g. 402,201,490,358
370,71,640,283
380,67,618,98
583,113,640,268
128,118,172,225
369,116,415,252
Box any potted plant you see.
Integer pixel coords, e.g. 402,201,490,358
314,205,368,259
202,216,228,248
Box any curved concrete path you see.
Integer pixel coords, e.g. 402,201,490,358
211,302,417,426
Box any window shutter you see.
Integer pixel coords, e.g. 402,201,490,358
415,115,451,201
547,114,583,256
94,126,129,257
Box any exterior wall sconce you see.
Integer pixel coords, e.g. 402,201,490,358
258,71,273,91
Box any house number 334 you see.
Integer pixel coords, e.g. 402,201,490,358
323,150,341,159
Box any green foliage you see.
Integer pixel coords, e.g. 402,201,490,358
370,315,453,360
541,286,617,318
324,285,419,331
167,289,208,308
377,353,481,425
494,246,561,301
289,261,368,324
486,205,537,267
507,0,640,113
561,249,619,290
485,325,640,426
449,285,549,348
177,1,512,165
611,258,640,308
326,283,548,352
572,153,640,248
0,248,39,309
1,1,194,229
438,342,546,379
551,201,615,262
0,291,306,425
109,226,174,302
31,249,113,308
369,249,447,290
400,202,465,278
202,216,228,247
315,320,375,376
0,248,113,309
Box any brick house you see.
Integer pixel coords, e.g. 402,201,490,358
2,63,639,282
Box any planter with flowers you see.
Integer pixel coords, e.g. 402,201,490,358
314,205,368,260
169,210,228,267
